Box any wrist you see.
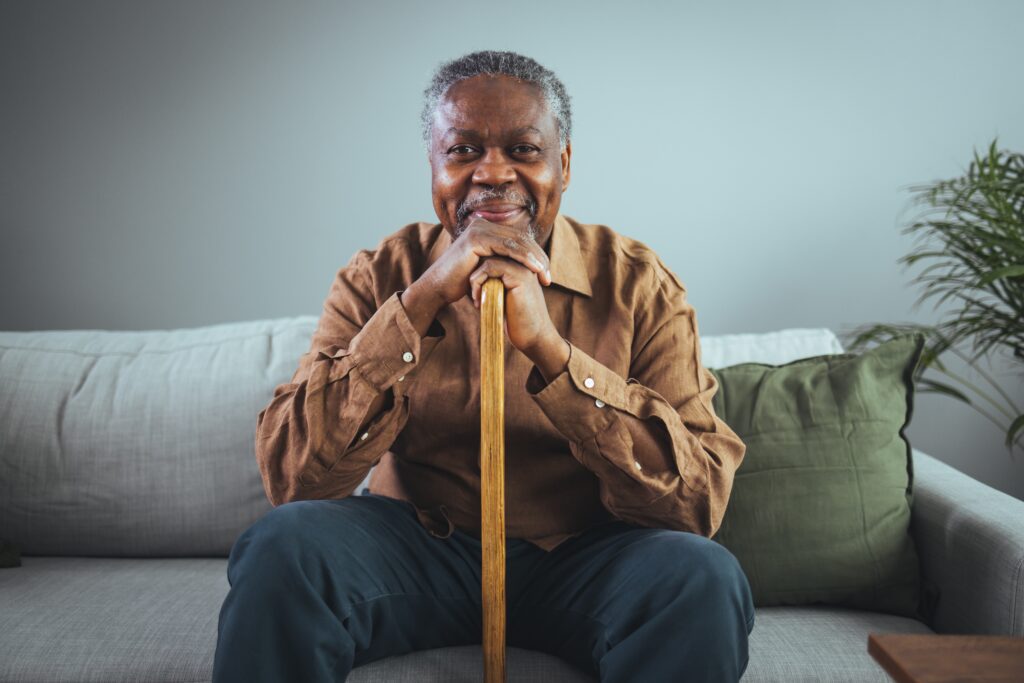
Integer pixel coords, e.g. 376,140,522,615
526,333,571,385
400,281,444,338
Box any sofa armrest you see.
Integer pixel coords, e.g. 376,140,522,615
910,448,1024,635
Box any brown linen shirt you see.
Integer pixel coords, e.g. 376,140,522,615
255,213,746,552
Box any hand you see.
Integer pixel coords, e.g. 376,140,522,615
468,254,559,355
418,217,552,308
401,217,569,380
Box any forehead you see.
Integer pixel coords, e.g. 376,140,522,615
433,74,557,138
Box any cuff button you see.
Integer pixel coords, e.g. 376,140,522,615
360,432,370,441
583,376,595,389
398,375,405,382
594,399,605,408
634,460,642,470
402,351,414,363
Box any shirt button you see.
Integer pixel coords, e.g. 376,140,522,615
583,377,595,389
360,432,369,441
594,399,605,408
402,351,414,363
397,375,405,382
634,460,642,470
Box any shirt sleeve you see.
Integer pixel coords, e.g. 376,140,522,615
255,248,445,506
526,264,746,538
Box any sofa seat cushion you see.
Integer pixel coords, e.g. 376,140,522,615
744,606,932,682
0,557,588,683
347,644,594,682
1,557,932,683
0,557,227,683
350,607,934,683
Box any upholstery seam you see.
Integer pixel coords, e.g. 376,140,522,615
0,327,312,357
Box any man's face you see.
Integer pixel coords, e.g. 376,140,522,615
429,74,571,249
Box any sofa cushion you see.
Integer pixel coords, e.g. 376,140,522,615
0,557,226,683
0,320,842,557
709,333,926,617
743,606,932,682
700,327,845,367
0,557,931,683
0,557,593,683
0,317,317,557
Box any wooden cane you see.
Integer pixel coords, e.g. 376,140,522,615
480,277,507,683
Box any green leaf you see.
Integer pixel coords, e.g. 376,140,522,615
917,377,973,405
1007,414,1024,449
854,138,1023,451
979,265,1024,286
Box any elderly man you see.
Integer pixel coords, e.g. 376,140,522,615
213,51,755,682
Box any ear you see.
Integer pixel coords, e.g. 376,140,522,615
561,141,572,192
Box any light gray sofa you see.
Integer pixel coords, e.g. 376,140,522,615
1,318,1022,683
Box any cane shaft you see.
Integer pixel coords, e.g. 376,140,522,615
480,277,506,683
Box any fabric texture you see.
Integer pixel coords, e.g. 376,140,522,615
0,557,226,683
255,214,748,551
742,606,932,682
708,333,926,617
0,318,320,557
911,448,1024,635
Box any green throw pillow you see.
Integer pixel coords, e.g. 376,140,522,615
708,332,925,618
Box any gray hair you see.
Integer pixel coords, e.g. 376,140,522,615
421,50,572,151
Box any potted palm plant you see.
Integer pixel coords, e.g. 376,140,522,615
841,140,1024,455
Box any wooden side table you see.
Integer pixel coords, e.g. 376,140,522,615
867,633,1024,682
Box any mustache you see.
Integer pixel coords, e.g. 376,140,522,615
455,188,538,231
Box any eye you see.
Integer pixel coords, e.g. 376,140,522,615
510,144,540,155
447,144,478,155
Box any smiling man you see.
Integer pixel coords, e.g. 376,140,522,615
213,51,755,683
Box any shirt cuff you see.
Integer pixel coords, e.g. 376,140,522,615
318,290,444,392
527,341,625,442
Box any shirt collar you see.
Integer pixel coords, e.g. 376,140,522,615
547,213,593,298
425,213,592,299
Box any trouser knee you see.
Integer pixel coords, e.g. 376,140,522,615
226,500,354,593
655,533,755,633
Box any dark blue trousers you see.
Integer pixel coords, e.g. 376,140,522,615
213,493,755,682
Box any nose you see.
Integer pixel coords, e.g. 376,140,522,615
472,147,516,187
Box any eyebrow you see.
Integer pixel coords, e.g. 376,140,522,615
444,126,544,138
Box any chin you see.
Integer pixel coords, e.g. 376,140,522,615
452,216,538,242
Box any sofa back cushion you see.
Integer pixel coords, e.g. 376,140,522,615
0,317,317,557
700,327,845,367
0,320,841,557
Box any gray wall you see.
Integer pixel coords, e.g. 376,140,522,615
3,0,1023,498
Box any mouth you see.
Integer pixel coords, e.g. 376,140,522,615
471,205,525,223
454,190,538,237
